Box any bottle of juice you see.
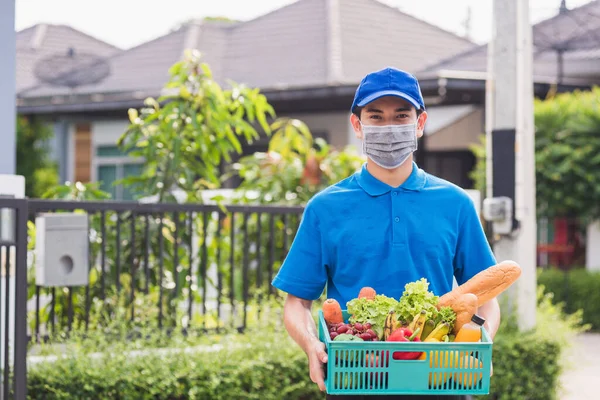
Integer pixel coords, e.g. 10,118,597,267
455,314,485,342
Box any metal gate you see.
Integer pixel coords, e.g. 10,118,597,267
0,198,28,399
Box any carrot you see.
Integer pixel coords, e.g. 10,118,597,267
322,298,344,325
438,260,521,309
358,286,376,300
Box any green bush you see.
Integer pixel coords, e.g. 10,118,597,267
27,330,320,400
479,287,588,400
483,334,560,400
538,267,600,331
28,289,586,400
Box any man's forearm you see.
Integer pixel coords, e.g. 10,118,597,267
283,295,320,354
477,297,501,339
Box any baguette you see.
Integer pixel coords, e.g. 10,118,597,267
450,293,479,335
439,260,521,309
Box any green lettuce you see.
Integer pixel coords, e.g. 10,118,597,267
346,294,398,338
395,278,441,324
437,306,457,329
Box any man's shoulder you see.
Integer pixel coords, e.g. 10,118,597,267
307,173,361,211
421,171,474,205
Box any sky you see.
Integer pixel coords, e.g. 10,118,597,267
15,0,594,50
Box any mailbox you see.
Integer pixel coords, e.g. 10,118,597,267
35,213,89,287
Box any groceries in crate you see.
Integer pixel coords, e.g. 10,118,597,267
319,261,521,394
323,260,521,345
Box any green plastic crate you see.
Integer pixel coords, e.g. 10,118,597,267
318,310,493,396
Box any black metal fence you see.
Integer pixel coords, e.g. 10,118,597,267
26,199,304,341
0,197,305,399
0,198,29,400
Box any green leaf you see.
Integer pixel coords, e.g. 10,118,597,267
224,127,242,154
128,109,139,124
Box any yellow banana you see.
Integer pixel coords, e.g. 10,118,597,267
383,311,396,340
408,313,419,331
420,319,436,340
426,322,450,341
411,310,428,333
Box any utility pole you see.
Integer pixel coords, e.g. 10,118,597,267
0,0,16,175
484,0,537,331
463,6,473,41
559,0,568,14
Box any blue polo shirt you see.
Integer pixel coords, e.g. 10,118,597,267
271,162,496,308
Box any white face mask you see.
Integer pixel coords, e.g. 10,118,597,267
360,122,418,169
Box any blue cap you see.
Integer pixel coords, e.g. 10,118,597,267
351,67,425,113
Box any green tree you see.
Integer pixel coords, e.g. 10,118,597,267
42,181,111,200
16,116,59,198
535,88,600,222
232,119,365,205
118,50,306,203
469,87,600,223
468,134,487,193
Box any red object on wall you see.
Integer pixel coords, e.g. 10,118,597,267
537,217,575,269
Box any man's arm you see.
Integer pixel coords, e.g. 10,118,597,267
477,296,500,376
271,202,328,391
477,296,500,339
284,294,328,392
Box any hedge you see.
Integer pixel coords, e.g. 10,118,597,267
27,334,321,400
538,267,600,331
27,290,586,400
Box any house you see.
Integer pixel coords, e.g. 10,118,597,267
16,0,480,198
17,0,600,199
15,23,121,186
422,0,600,85
16,24,120,93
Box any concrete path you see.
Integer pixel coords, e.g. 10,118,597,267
559,333,600,399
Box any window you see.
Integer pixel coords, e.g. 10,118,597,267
423,151,476,189
95,145,143,200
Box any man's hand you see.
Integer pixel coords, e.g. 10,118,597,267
283,294,329,392
307,338,328,391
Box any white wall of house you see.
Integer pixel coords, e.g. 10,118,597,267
91,120,129,146
66,123,75,183
0,0,16,175
587,222,600,271
89,119,131,183
425,107,484,152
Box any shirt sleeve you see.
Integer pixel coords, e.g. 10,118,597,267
453,196,497,286
271,202,328,300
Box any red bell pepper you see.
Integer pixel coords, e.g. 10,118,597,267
387,328,423,360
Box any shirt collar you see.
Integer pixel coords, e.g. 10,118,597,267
356,162,427,196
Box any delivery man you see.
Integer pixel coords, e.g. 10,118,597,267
272,67,500,400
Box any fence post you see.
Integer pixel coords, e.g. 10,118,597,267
13,200,28,399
